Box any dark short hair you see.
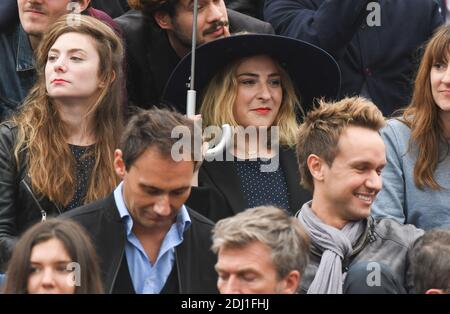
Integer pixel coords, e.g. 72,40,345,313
3,219,103,294
128,0,180,17
409,230,450,294
120,107,202,170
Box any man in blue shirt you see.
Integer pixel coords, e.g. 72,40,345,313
63,108,218,294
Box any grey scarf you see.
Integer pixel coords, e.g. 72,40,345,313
298,201,365,294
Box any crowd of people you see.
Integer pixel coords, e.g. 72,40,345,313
0,0,449,294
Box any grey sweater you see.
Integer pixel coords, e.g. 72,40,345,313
372,119,450,230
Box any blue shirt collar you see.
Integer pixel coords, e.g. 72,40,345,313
113,182,191,237
16,24,34,72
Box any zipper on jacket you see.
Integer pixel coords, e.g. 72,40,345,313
22,180,54,221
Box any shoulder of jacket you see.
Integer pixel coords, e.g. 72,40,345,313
228,8,271,30
115,9,151,32
187,207,215,228
372,217,424,248
62,197,113,221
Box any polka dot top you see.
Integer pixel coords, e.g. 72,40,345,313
63,144,95,212
234,157,290,211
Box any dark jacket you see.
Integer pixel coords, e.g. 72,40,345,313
0,123,60,271
115,9,274,110
62,194,219,294
264,0,443,115
91,0,130,18
187,147,311,222
225,0,265,19
300,215,424,294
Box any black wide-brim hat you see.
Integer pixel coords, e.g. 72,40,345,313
162,34,341,114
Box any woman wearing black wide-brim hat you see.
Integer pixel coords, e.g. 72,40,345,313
162,34,341,222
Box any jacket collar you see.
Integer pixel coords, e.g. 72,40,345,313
16,24,34,72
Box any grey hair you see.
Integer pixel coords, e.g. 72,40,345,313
212,206,310,279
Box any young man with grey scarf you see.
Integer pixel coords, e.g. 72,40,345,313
295,96,424,294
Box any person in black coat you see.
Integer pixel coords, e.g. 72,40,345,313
264,0,444,116
115,0,274,110
225,0,265,19
162,34,341,222
63,108,218,294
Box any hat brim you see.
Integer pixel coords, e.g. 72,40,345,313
162,34,341,114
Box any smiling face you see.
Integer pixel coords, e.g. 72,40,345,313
45,32,102,105
215,241,298,294
313,126,386,228
115,147,194,233
232,55,283,128
27,238,75,294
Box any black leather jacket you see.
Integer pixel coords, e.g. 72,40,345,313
0,123,60,271
299,214,424,293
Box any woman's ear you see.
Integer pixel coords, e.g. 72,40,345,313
99,71,116,88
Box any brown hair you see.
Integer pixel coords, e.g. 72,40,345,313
296,97,385,191
3,218,104,294
11,15,124,207
402,24,450,190
120,107,202,171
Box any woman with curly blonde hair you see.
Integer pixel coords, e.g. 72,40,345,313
0,15,124,271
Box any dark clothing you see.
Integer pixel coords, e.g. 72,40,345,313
235,157,290,211
91,0,130,18
225,0,265,19
0,0,17,31
0,23,35,121
62,194,219,294
112,253,180,294
264,0,444,115
115,9,274,110
0,8,122,121
187,147,311,222
300,216,424,294
64,145,95,211
0,123,94,271
0,123,60,271
343,261,406,294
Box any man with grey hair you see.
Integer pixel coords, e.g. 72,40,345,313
212,205,310,294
